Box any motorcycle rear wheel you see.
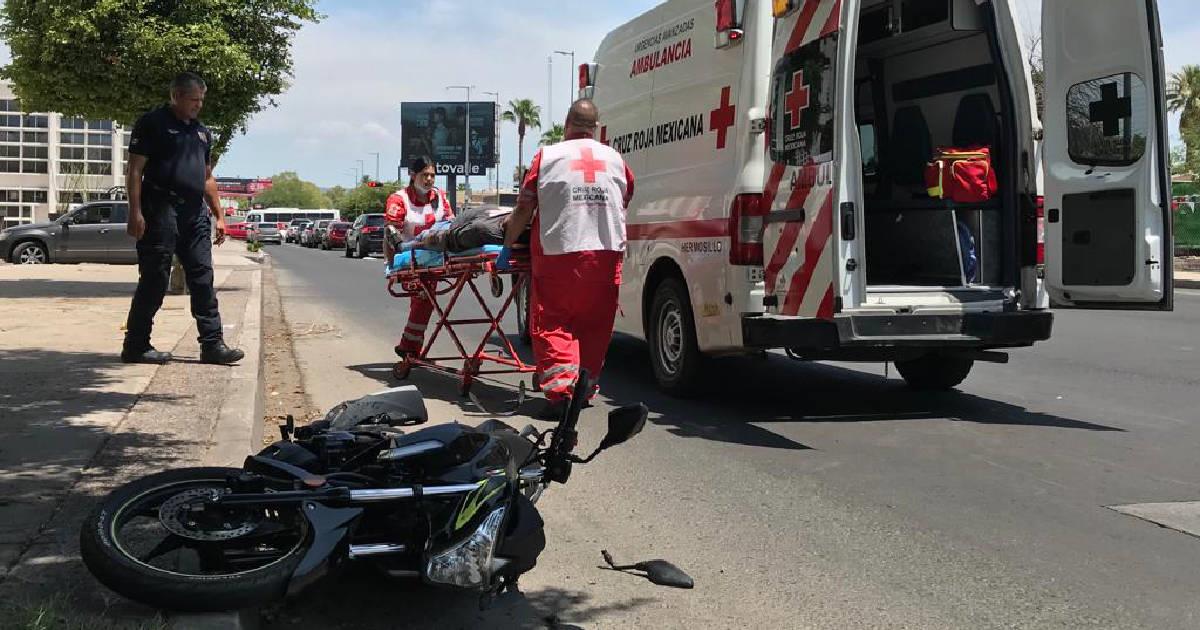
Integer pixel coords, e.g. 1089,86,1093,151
80,467,311,612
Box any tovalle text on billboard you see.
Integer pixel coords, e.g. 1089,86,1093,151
400,101,496,176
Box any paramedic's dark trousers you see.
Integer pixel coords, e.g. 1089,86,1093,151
124,197,223,351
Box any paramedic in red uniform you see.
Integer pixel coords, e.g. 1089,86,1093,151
504,99,634,417
385,155,454,356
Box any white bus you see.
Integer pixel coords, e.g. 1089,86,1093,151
244,208,341,226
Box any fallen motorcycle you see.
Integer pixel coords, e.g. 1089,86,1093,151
79,371,647,612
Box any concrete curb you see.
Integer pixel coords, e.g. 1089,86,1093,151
168,267,265,630
206,266,265,467
1176,279,1200,289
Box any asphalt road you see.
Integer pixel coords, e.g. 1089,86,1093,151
266,241,1200,629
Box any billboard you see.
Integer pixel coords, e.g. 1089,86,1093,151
216,177,273,196
400,101,496,176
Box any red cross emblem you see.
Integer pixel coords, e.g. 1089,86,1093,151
570,147,607,183
785,70,810,131
709,86,736,150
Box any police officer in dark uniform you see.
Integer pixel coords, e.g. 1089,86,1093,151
122,72,244,365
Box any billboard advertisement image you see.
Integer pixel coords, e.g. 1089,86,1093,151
400,101,496,176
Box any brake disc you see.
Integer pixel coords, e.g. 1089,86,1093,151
158,487,259,541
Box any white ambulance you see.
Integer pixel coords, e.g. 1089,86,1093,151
581,0,1174,394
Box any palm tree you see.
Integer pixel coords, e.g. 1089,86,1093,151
501,99,542,183
1168,65,1200,173
539,124,565,147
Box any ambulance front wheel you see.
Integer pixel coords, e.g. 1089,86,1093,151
894,355,974,391
648,277,705,397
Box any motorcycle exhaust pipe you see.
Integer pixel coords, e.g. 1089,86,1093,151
348,543,407,559
348,483,480,503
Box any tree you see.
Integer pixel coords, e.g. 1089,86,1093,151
325,185,348,209
1026,34,1044,121
0,0,320,162
1169,65,1200,175
253,172,329,208
340,181,394,220
539,124,565,147
501,99,541,183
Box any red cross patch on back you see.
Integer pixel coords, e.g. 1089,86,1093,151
570,147,607,184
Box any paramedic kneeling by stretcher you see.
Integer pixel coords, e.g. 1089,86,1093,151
386,155,454,356
503,99,634,418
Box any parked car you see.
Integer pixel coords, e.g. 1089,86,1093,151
344,213,385,258
0,201,137,264
248,222,282,245
285,219,311,244
309,219,334,248
322,221,351,250
299,223,319,248
225,221,249,240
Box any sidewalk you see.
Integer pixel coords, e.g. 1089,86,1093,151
0,242,264,627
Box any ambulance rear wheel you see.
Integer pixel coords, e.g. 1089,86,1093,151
516,276,532,345
648,278,704,397
894,355,974,391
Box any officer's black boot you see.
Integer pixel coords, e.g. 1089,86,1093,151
200,341,245,365
121,346,173,365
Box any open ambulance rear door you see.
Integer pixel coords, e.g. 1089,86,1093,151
1042,0,1173,310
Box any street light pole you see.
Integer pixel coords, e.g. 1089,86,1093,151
346,168,357,188
368,152,380,181
446,84,475,206
482,90,500,203
555,50,576,113
356,160,365,185
546,56,553,132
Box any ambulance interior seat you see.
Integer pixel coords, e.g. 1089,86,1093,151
952,92,998,148
887,106,933,191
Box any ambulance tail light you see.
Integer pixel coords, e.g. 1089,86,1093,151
1035,195,1045,266
715,0,745,49
729,193,766,266
578,63,598,99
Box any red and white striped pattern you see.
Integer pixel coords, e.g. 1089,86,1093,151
763,0,841,319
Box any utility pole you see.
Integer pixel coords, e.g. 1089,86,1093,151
356,160,365,185
368,152,380,181
446,85,475,206
555,50,576,112
346,168,357,188
547,56,553,133
482,91,500,203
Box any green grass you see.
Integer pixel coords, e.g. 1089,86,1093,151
0,595,166,630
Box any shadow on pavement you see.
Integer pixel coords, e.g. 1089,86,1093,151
263,563,655,630
0,278,139,299
346,361,531,419
597,336,1122,451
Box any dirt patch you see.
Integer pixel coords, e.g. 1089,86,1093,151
261,264,321,445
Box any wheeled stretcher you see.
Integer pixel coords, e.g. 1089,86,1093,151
385,245,534,396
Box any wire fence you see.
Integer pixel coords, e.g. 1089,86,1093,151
1177,206,1200,253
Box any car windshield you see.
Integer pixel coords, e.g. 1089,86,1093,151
364,215,385,226
258,223,275,229
331,222,350,230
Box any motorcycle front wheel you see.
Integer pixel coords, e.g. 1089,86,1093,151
80,467,311,612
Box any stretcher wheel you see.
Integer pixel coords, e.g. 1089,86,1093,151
531,373,542,393
490,275,503,299
460,358,480,396
392,358,412,381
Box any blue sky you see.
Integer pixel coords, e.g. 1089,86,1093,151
1,0,1197,188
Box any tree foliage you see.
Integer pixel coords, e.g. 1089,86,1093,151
501,99,541,182
539,124,565,147
253,172,329,209
1169,65,1200,175
0,0,321,161
335,181,395,220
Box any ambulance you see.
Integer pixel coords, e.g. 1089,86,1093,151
581,0,1174,394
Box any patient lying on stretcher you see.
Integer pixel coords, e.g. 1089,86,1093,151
391,204,528,253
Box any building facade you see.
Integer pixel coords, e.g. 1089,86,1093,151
0,81,129,228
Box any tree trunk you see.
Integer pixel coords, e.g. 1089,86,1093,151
517,130,525,185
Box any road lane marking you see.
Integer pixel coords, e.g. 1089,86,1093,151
1109,501,1200,539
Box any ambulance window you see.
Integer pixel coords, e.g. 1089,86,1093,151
1066,72,1147,167
859,124,878,176
770,36,838,166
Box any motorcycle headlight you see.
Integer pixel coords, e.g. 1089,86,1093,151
425,507,506,589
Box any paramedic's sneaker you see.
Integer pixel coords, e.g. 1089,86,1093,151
534,398,568,421
121,346,172,365
200,342,245,365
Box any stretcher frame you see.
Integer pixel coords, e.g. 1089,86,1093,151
385,249,534,396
